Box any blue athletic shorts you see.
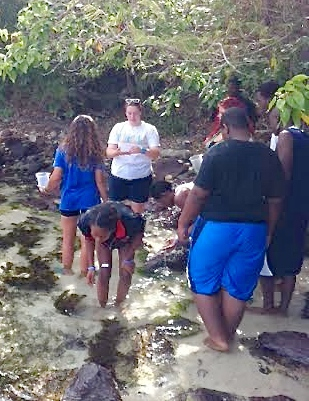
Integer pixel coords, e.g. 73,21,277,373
109,174,152,204
188,219,267,301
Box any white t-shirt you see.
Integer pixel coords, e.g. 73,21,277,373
108,121,160,180
270,133,278,151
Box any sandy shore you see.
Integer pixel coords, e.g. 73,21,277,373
0,184,308,400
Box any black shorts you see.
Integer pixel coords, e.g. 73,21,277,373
267,211,309,276
60,209,88,217
108,174,152,204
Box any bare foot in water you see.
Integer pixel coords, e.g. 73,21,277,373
204,337,229,352
62,268,74,276
53,266,74,276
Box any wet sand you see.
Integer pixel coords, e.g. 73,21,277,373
0,184,308,400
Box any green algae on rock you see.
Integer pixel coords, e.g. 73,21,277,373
54,290,86,316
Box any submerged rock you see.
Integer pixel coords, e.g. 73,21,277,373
153,317,200,338
135,326,175,366
143,245,188,276
144,205,181,230
54,290,86,316
256,331,309,368
172,388,295,401
62,363,122,401
135,318,200,367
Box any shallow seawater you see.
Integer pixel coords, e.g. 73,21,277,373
0,183,308,401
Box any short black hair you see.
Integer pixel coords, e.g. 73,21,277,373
226,74,241,87
257,80,280,100
150,181,173,199
221,107,249,130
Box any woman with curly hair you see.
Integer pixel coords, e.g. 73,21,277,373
41,115,108,275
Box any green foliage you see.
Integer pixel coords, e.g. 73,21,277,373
268,74,309,128
0,0,307,118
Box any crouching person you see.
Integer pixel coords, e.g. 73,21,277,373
78,201,145,307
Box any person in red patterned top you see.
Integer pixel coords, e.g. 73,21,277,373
204,75,257,146
78,201,145,307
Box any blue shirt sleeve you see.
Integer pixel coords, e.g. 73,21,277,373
94,163,105,172
53,148,66,170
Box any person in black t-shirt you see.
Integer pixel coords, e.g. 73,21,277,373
78,201,145,307
256,127,309,316
177,107,285,352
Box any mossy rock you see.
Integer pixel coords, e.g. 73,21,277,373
135,325,175,366
54,290,86,316
148,316,201,338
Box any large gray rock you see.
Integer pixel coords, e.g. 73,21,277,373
143,245,188,276
62,363,122,401
257,331,309,367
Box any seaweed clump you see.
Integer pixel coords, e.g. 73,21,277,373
1,256,58,290
88,318,138,387
53,290,86,316
0,219,43,250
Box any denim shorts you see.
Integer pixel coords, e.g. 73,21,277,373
108,174,152,203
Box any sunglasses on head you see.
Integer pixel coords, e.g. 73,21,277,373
125,98,141,105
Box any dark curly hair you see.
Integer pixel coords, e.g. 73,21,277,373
60,115,104,167
150,181,173,199
86,202,119,231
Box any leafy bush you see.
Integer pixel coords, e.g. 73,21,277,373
268,74,309,128
0,0,307,123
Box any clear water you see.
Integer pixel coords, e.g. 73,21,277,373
0,183,308,400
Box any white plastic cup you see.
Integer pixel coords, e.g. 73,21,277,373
35,172,50,189
189,154,203,174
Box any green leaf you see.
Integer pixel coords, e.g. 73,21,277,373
7,68,17,83
280,106,291,127
276,98,286,112
291,109,301,128
292,74,308,83
268,96,276,110
286,92,305,110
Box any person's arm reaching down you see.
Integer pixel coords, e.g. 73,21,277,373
177,185,209,243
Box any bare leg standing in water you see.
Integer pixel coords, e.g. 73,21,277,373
177,108,284,352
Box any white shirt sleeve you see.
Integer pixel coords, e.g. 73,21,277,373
146,125,160,148
108,123,122,145
270,134,278,151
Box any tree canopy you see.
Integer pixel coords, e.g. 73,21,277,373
0,0,308,122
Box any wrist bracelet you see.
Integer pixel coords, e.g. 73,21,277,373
140,147,147,154
101,263,110,269
87,266,96,272
123,259,135,265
